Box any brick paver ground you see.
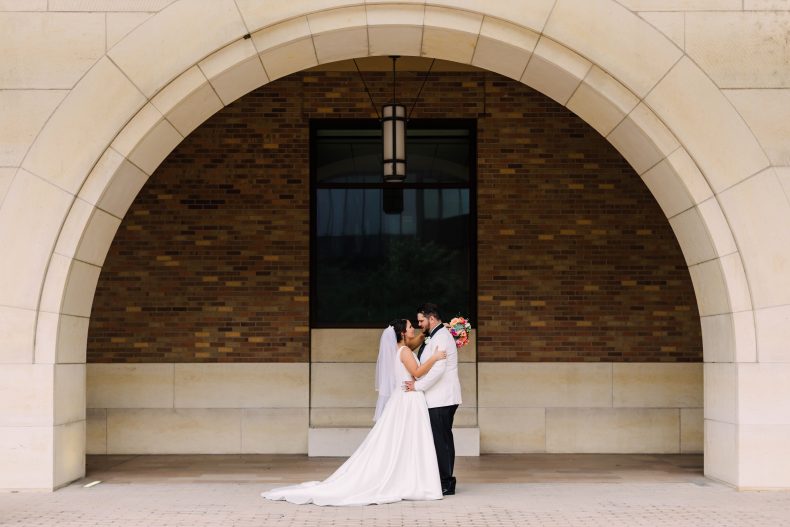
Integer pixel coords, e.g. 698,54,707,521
2,455,790,526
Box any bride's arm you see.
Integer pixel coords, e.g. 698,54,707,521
405,331,425,351
399,347,446,379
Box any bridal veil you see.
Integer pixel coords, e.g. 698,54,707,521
373,326,398,421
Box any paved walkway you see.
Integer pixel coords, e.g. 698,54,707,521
3,455,790,526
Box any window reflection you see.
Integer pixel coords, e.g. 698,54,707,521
315,129,470,185
313,123,474,326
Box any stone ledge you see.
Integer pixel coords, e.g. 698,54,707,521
308,427,480,457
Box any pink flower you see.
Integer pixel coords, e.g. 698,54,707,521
447,316,472,348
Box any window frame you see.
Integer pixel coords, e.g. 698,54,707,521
309,118,478,329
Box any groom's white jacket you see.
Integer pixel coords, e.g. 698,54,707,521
415,325,462,408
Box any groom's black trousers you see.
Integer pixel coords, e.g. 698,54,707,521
428,404,458,492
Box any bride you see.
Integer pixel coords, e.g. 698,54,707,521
262,318,447,506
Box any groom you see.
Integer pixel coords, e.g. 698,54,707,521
405,303,462,496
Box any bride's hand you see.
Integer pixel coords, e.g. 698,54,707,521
435,349,447,360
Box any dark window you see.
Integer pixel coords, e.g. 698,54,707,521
311,120,476,327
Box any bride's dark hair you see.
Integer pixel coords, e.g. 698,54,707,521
389,319,408,343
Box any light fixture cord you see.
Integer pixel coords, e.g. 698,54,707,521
392,55,397,104
353,59,381,121
407,58,435,121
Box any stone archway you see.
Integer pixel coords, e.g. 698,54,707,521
3,0,789,491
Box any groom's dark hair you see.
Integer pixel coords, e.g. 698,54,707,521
418,303,441,321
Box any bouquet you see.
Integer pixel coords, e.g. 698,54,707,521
446,316,472,348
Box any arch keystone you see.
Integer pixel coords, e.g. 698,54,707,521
367,4,424,56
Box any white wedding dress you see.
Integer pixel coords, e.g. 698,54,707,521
262,346,442,506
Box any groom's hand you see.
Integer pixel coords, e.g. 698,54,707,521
403,380,415,392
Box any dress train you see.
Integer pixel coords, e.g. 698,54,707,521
262,349,441,506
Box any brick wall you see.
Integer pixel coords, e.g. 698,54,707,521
87,69,702,363
476,79,700,361
88,77,310,362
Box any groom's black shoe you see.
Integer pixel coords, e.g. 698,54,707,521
442,478,456,495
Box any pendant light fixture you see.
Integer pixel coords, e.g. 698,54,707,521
354,56,436,185
382,56,406,183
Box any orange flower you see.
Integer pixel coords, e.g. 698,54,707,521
448,315,472,348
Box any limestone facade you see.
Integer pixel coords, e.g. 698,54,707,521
85,358,702,456
1,0,790,490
